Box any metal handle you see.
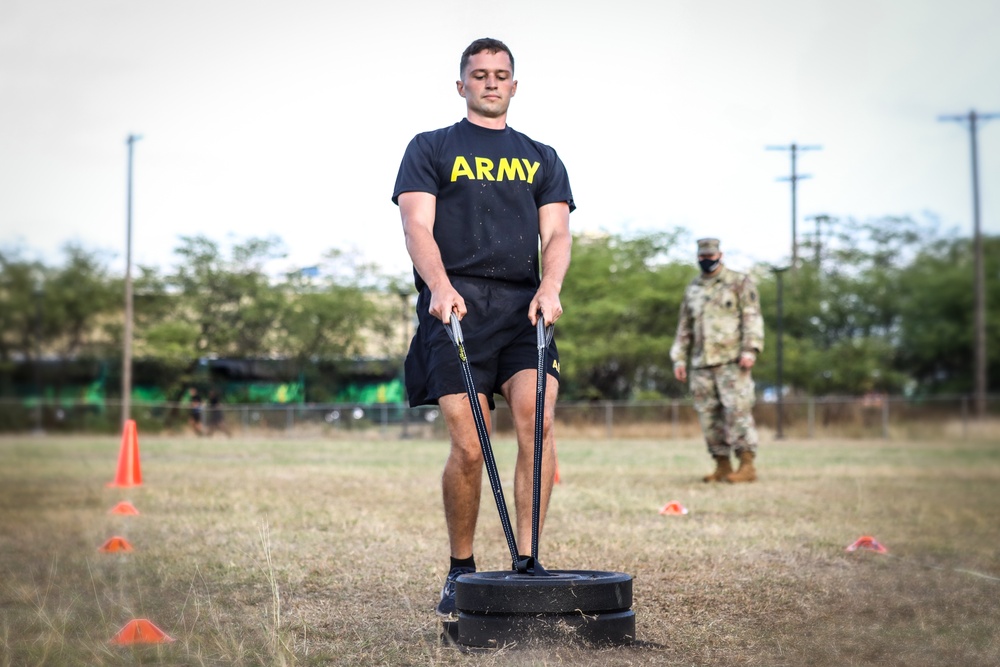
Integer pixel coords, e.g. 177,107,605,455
444,315,463,346
536,316,554,349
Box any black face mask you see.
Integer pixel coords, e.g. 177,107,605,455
699,258,721,274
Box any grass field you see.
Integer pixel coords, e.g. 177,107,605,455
1,432,999,666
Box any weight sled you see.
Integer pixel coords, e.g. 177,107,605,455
455,569,632,614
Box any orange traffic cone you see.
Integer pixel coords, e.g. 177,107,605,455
107,419,142,488
846,535,888,554
109,501,140,515
659,500,689,515
109,618,174,645
99,536,134,553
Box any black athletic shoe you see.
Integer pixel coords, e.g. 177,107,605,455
436,567,475,619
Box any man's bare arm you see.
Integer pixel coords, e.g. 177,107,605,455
398,191,466,322
530,201,572,326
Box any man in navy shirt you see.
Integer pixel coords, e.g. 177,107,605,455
393,37,574,619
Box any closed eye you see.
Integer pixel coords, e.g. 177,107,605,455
471,70,511,80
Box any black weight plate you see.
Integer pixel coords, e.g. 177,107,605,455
455,570,632,614
457,609,635,647
441,619,458,644
440,620,492,654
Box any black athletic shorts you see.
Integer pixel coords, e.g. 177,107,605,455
404,276,560,409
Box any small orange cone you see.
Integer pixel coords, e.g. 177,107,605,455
659,501,689,516
99,536,134,553
109,618,174,645
109,501,140,515
846,535,888,554
107,419,142,488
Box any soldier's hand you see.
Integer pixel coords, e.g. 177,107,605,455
739,353,756,370
674,365,687,383
428,283,466,324
529,289,563,326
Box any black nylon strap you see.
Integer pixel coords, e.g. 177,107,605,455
531,317,553,568
445,317,520,570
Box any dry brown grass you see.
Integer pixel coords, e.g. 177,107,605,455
1,433,999,666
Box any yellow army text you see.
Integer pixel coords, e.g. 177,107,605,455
450,156,541,183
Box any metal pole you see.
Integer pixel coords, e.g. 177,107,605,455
939,110,998,418
767,144,821,267
122,134,142,427
790,146,798,267
805,214,830,267
814,215,821,264
969,113,987,419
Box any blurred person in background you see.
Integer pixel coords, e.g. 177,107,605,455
671,238,764,483
187,386,204,436
206,388,231,437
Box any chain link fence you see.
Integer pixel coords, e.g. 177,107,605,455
2,394,997,440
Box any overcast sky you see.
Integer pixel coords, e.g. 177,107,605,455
2,0,999,279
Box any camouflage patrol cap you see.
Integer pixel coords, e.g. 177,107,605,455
697,238,721,255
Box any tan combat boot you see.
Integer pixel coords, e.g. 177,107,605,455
726,451,757,483
702,455,733,483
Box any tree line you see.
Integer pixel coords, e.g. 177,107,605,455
1,216,996,402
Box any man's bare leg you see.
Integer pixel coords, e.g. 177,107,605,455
501,369,559,554
438,392,490,559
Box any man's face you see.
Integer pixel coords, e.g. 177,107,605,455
457,50,516,119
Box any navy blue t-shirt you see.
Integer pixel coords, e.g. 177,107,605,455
392,119,575,291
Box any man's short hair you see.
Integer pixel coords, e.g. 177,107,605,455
460,38,515,78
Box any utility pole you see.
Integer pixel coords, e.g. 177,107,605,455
805,214,832,267
939,110,998,419
767,143,821,267
122,134,142,427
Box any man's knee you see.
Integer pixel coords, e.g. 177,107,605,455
448,438,484,470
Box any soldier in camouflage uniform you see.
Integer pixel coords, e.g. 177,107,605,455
670,238,764,483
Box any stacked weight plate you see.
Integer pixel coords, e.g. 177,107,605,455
454,570,634,647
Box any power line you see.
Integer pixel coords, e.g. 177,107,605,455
767,143,822,267
939,110,999,419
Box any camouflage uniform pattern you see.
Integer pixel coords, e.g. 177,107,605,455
690,364,758,455
670,265,764,456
